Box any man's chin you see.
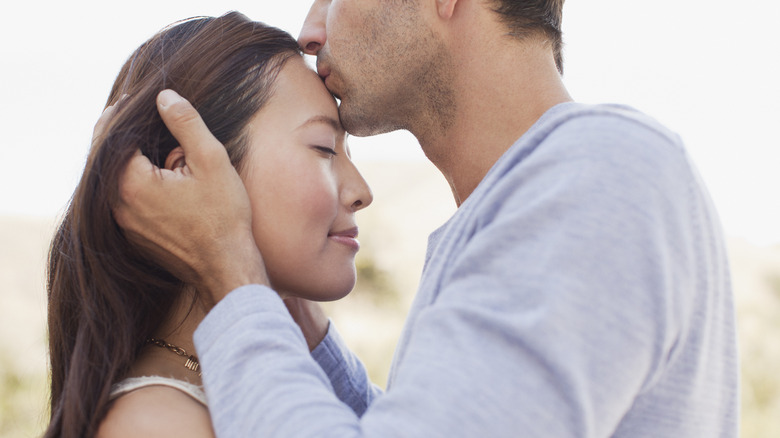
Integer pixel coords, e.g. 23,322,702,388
338,104,402,137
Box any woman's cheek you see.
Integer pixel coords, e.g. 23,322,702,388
290,164,340,222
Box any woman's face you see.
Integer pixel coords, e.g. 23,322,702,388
240,56,372,301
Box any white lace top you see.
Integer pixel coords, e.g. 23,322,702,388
110,376,207,406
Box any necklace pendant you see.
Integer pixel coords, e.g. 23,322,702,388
185,356,201,376
146,338,202,377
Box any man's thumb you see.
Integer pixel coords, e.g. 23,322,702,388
156,89,229,173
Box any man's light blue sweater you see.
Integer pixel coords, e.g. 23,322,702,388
194,103,738,437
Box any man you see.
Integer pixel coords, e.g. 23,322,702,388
114,0,738,436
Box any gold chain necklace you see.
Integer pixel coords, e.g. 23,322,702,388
146,337,201,377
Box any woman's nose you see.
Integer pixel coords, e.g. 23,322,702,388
344,165,373,212
298,0,328,55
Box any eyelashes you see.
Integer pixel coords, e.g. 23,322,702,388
314,146,338,156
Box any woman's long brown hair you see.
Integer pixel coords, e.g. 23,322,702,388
45,12,299,437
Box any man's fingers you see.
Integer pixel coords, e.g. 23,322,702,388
114,149,155,225
156,89,230,173
92,104,118,147
93,94,129,147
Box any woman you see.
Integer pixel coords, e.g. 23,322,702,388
45,12,372,437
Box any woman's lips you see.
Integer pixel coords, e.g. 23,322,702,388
328,227,359,250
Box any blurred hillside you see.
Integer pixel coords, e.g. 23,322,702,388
728,238,780,437
0,216,54,437
1,160,778,437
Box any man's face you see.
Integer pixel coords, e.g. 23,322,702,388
299,0,453,138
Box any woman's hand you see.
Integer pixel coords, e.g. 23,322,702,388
112,90,269,308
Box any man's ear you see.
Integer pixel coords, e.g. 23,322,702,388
436,0,458,19
164,146,186,170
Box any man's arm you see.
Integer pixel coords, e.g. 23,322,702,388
193,115,719,436
113,95,732,435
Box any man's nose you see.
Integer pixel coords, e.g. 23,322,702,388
298,0,328,55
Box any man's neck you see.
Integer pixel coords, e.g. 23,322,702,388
412,26,572,206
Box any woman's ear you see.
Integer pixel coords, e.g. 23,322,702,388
164,146,186,170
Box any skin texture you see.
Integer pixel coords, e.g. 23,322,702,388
101,57,369,437
303,0,456,138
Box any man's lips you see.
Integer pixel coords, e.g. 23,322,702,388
316,61,331,81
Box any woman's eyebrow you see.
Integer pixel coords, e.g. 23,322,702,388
296,115,340,131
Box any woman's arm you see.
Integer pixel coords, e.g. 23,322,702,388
310,320,384,416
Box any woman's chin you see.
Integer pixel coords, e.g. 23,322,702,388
266,263,357,302
304,283,355,302
290,280,356,302
272,278,355,302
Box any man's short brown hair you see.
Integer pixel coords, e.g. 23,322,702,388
490,0,565,73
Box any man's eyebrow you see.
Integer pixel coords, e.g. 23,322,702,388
296,115,340,131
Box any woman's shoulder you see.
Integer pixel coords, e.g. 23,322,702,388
97,377,213,438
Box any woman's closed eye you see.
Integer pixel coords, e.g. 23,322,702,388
313,146,337,157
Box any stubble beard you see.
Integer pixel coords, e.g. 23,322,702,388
336,86,406,138
329,8,456,140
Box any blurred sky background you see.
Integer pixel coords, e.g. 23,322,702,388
0,0,778,245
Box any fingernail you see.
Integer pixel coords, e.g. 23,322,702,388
158,89,182,109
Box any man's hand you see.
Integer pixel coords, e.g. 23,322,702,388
112,90,269,308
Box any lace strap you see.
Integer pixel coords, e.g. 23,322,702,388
110,375,207,406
